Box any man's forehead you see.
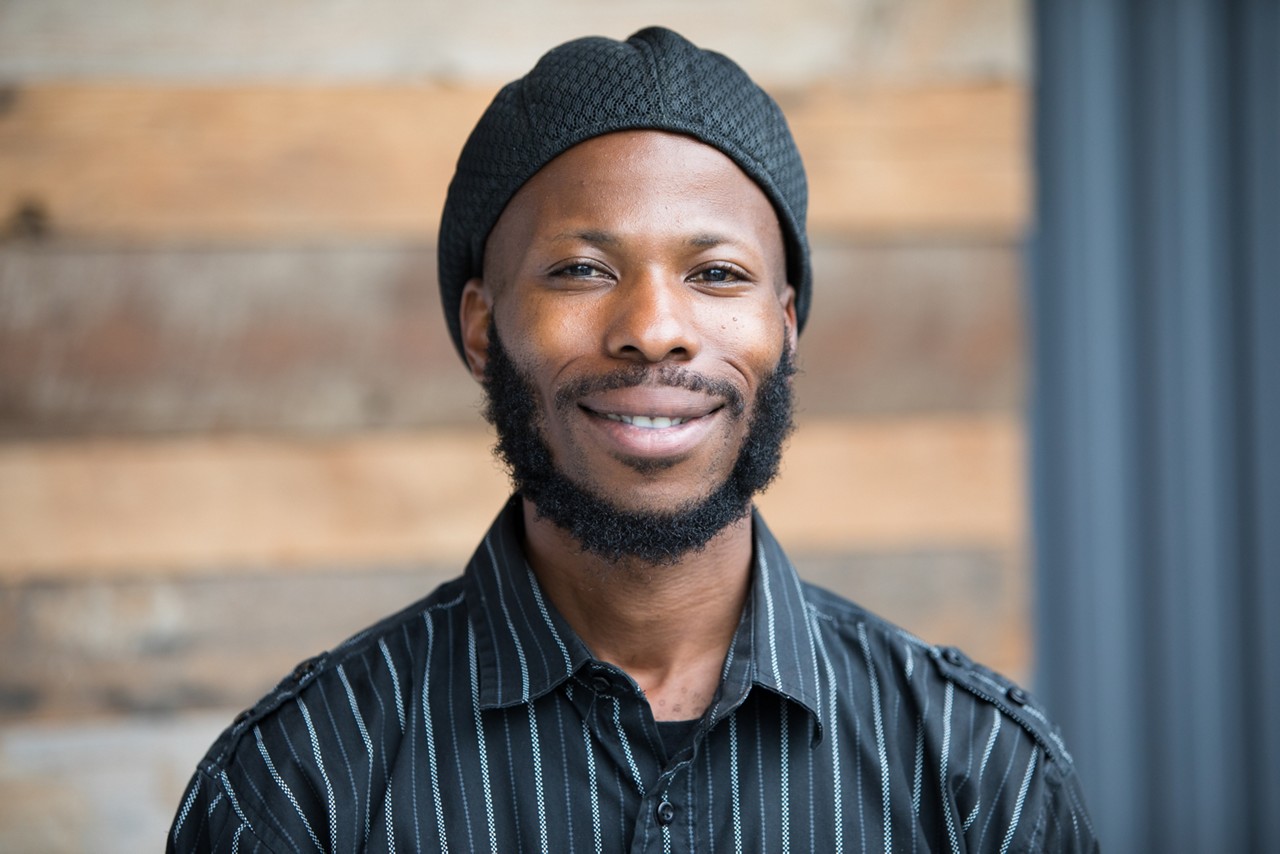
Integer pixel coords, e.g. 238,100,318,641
484,131,786,267
512,130,775,208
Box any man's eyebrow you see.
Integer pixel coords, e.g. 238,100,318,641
547,231,740,249
549,229,619,246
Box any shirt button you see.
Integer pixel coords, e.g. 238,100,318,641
656,799,676,826
1007,686,1029,706
291,658,317,682
592,675,612,694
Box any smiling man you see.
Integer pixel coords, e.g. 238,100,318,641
170,27,1096,853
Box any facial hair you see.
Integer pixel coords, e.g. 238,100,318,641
481,322,797,565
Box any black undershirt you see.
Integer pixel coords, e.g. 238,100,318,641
656,718,701,761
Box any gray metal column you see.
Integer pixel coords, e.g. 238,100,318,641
1030,0,1279,850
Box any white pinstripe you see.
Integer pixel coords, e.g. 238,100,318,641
219,771,253,836
580,693,603,854
253,726,322,851
378,638,406,734
662,801,673,854
810,609,843,854
422,614,448,851
758,543,793,853
965,710,1002,832
527,565,573,673
912,721,925,818
467,621,499,853
529,703,549,853
172,773,201,842
383,782,395,854
780,701,791,852
488,544,552,851
787,563,823,734
612,696,645,796
337,664,374,845
939,682,961,854
296,698,338,851
858,623,893,853
729,715,743,854
759,544,783,687
486,536,531,701
1000,749,1037,854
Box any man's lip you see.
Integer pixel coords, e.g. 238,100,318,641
577,387,725,422
575,387,727,459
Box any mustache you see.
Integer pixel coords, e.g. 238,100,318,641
553,364,746,419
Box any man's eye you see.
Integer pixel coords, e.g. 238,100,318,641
693,266,741,284
559,263,598,277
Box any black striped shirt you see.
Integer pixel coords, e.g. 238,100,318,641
169,496,1097,852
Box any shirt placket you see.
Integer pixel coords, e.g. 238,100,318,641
568,660,708,854
628,737,704,854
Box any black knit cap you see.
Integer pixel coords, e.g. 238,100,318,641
437,26,811,361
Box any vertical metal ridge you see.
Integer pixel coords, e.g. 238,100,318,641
1030,0,1278,849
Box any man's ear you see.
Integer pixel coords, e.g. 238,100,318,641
460,279,492,382
781,284,799,353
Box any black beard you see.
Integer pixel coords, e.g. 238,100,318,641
481,323,797,565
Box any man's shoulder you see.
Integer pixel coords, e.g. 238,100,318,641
169,574,478,850
798,578,1075,767
194,573,470,775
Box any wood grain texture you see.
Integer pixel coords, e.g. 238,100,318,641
0,415,1023,582
0,240,1021,437
0,82,1026,241
0,547,1026,723
781,83,1026,234
0,0,1025,84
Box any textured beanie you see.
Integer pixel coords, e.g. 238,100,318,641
437,26,811,361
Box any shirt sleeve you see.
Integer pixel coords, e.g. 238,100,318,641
1025,753,1100,854
166,766,277,854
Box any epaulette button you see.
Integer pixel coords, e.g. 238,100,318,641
292,658,317,682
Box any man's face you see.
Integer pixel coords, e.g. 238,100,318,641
461,130,798,561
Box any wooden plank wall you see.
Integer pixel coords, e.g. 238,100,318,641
0,3,1031,850
0,83,1023,241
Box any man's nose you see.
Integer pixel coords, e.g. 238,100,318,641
602,273,701,363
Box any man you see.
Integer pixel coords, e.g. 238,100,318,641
170,27,1096,852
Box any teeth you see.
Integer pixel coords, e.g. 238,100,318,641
604,413,686,428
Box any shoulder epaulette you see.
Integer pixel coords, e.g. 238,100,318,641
929,644,1074,767
200,651,331,770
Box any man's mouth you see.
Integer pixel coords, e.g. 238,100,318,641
560,368,741,461
574,392,725,462
601,413,689,429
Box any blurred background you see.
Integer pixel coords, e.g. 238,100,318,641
0,1,1275,851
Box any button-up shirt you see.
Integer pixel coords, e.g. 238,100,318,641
169,496,1097,852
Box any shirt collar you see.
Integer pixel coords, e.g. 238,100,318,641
465,495,594,709
465,497,825,738
741,508,825,732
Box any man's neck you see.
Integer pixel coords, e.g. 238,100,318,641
520,498,754,722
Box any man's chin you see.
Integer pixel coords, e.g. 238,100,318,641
522,479,753,567
554,478,728,523
612,453,684,476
